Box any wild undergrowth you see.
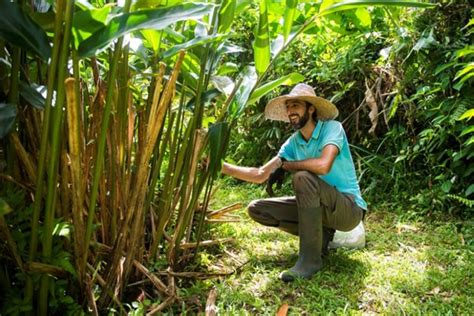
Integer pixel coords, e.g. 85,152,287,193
176,180,473,314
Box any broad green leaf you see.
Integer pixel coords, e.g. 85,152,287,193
355,7,371,27
253,0,270,77
229,66,257,117
30,11,55,33
465,135,474,146
388,94,401,121
0,198,12,216
283,0,298,42
466,184,474,197
78,3,215,57
72,5,113,48
19,82,46,109
460,126,474,137
459,109,474,121
441,181,452,193
0,103,17,138
434,62,456,75
455,46,474,59
211,76,235,96
75,0,95,10
320,0,336,12
141,29,162,52
208,122,230,178
454,63,474,81
160,34,231,60
235,0,252,14
248,72,304,105
453,72,474,91
133,0,165,10
218,0,236,33
216,43,245,55
320,0,435,16
0,0,51,60
186,89,222,111
161,26,186,42
217,62,239,75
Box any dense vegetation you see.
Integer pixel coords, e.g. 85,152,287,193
228,1,473,217
0,0,471,314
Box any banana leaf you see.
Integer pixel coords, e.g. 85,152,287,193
19,82,46,110
229,66,257,118
218,0,236,33
208,122,230,178
320,0,435,16
160,34,231,60
248,72,304,105
0,0,51,60
0,103,17,138
78,3,215,57
72,5,113,48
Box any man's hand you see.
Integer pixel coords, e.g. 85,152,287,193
266,158,286,197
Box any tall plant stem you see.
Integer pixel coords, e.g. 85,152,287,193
82,0,132,271
38,0,74,314
25,0,65,305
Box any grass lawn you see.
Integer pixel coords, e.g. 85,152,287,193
178,181,473,314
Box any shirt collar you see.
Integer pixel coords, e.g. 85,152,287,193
296,121,323,145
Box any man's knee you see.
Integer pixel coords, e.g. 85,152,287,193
247,199,278,226
247,199,260,220
292,170,321,194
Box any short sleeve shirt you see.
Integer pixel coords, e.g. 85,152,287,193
278,120,368,210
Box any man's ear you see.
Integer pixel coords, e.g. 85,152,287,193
308,104,316,115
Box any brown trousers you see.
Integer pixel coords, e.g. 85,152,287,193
248,171,364,236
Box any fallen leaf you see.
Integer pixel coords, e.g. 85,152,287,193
205,288,218,316
428,287,440,295
365,81,378,135
276,303,289,316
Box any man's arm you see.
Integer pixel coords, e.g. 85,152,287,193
282,144,339,175
222,156,283,184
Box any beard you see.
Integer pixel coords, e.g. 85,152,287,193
289,109,310,130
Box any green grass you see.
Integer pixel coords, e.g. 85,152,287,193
177,180,473,314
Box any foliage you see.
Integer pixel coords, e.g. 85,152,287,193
229,1,473,217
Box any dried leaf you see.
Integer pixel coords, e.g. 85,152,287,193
276,303,289,316
365,81,378,135
205,288,218,316
428,287,441,295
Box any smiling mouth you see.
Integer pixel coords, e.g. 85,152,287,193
289,114,299,122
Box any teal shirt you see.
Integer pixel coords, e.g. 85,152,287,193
278,120,368,210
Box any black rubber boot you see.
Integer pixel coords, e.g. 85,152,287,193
280,207,323,282
322,227,335,257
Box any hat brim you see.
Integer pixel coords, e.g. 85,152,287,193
264,95,339,122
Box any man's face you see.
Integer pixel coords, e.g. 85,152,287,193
286,99,310,130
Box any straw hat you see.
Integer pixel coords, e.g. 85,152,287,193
264,83,338,122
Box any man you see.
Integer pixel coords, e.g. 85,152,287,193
221,83,367,282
